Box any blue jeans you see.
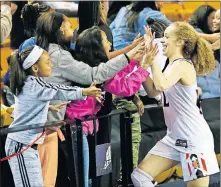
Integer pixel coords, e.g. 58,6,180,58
83,133,92,187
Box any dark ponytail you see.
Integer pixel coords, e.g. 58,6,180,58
21,3,51,38
36,12,68,51
8,46,35,95
146,18,169,38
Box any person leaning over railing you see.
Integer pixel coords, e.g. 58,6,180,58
18,11,145,187
77,3,146,175
66,25,154,187
4,45,102,187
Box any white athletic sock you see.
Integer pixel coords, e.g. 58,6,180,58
131,168,155,187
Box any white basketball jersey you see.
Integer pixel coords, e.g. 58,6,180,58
161,60,214,152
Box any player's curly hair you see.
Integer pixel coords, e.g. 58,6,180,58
173,22,215,76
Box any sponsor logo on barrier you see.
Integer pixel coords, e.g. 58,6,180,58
96,143,112,176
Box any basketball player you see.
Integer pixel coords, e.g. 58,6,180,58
131,22,219,187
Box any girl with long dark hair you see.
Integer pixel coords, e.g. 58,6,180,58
66,25,154,187
76,3,147,176
189,5,220,44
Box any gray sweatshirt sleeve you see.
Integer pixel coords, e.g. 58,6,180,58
59,52,129,85
34,77,86,101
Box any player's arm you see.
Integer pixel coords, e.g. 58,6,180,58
151,61,184,91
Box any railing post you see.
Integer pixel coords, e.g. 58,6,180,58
90,118,99,187
76,119,85,187
107,116,113,187
65,124,78,187
120,111,134,187
0,129,2,187
125,111,133,185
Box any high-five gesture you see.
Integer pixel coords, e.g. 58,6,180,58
142,40,159,69
126,40,145,62
141,26,159,69
143,25,155,47
128,33,144,49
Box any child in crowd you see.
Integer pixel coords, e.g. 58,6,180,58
66,25,153,187
197,8,220,99
4,45,102,187
4,2,53,87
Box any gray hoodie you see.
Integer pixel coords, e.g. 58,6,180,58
44,43,129,122
7,76,86,145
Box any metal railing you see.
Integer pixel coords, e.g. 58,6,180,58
1,107,153,187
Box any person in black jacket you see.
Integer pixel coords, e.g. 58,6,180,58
10,1,26,50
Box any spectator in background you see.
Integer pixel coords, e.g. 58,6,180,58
189,5,216,34
3,2,53,88
107,1,131,25
21,2,54,39
197,62,220,99
10,1,26,50
0,1,12,43
197,8,220,100
212,9,220,33
212,9,220,62
110,1,171,50
189,5,220,44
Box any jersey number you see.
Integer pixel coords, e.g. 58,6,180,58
162,92,169,107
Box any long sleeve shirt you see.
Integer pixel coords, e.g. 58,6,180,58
7,76,86,145
18,40,129,122
197,61,220,99
45,43,128,122
1,5,12,43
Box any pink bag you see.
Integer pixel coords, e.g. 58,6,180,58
65,96,102,135
104,60,150,96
